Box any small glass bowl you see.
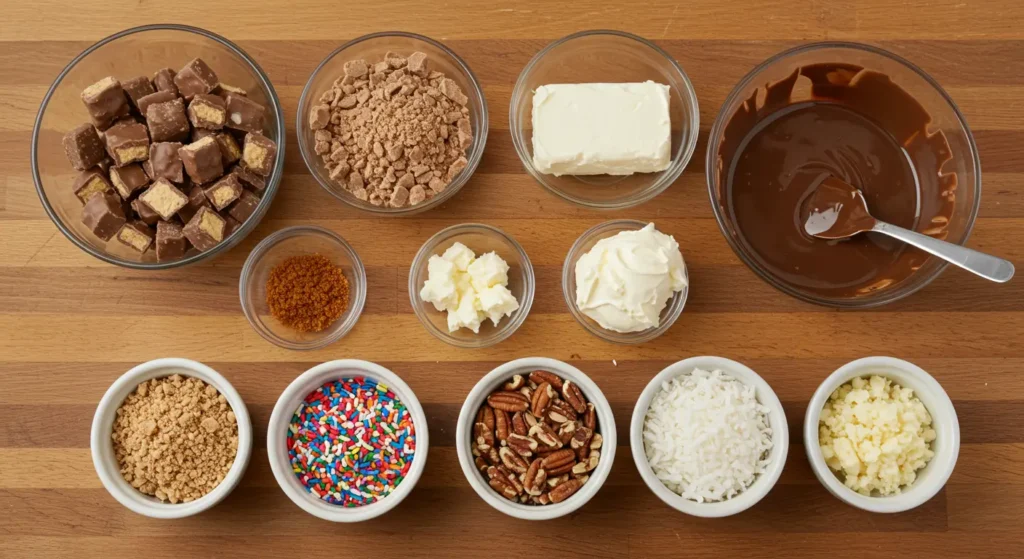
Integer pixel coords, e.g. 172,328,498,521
297,32,488,215
31,24,285,269
562,219,688,344
408,224,535,348
510,30,699,210
239,226,367,350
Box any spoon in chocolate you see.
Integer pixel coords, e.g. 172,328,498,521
803,176,1014,283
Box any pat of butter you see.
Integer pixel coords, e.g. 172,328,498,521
531,81,672,176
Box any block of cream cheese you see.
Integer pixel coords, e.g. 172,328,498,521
531,81,671,176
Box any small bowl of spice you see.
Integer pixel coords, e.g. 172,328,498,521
267,359,428,522
804,356,959,513
239,225,366,350
630,356,788,517
90,358,252,518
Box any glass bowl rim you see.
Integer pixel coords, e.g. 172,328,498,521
238,225,368,351
30,23,287,270
296,30,489,216
508,28,701,210
561,218,689,344
704,40,982,308
407,222,535,349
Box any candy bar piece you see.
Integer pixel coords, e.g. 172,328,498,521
122,76,156,112
223,214,241,237
81,76,129,129
153,68,178,95
227,189,260,223
241,133,276,176
146,98,190,143
73,168,113,203
63,124,106,170
109,163,150,199
156,220,188,262
203,173,243,211
213,83,247,99
178,136,224,184
104,122,150,167
81,192,126,241
131,198,161,226
145,142,185,183
183,206,225,251
139,178,188,221
178,184,211,223
137,90,178,118
224,93,265,134
174,58,219,101
188,94,227,129
230,164,266,191
115,221,154,253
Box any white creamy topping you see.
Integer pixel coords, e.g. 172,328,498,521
574,223,686,333
531,81,672,176
419,242,520,333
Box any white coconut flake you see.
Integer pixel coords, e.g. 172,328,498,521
642,368,773,502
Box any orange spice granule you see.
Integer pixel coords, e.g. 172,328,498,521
266,253,350,332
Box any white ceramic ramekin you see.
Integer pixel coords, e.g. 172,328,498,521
266,359,429,522
90,358,253,519
456,357,617,520
630,356,789,517
804,356,959,513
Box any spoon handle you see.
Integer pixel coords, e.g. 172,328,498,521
872,221,1015,283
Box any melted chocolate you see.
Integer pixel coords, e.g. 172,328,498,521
716,63,957,299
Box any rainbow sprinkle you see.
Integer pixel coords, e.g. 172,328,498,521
287,377,416,507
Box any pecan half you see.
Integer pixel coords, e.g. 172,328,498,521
546,460,577,476
531,382,552,417
506,433,538,456
494,409,511,441
571,451,599,475
571,426,593,450
522,458,547,496
474,456,488,471
562,381,587,414
497,465,524,493
530,370,564,390
547,473,569,488
558,420,578,446
523,411,540,428
484,447,501,466
583,402,597,430
511,411,528,436
487,391,529,412
547,399,578,424
540,449,575,471
480,406,496,431
590,432,603,450
474,421,494,451
532,493,551,505
499,446,529,474
529,422,560,448
519,385,534,401
549,478,583,503
489,477,518,501
503,374,525,391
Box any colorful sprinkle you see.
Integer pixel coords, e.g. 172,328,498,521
288,377,416,507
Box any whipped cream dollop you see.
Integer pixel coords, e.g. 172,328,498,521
574,223,687,333
420,242,520,333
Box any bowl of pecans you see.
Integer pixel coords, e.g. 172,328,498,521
456,357,616,520
297,32,488,214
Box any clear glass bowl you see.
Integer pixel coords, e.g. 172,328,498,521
30,24,285,269
706,42,981,308
509,30,700,210
562,219,688,344
297,32,488,215
239,226,367,350
408,224,535,348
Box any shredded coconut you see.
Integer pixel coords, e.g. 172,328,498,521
642,368,773,502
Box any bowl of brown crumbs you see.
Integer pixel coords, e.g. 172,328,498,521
90,358,252,519
239,225,367,350
297,31,487,214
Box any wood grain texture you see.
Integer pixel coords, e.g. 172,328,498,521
1,0,1022,557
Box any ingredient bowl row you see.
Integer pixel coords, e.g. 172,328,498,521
91,356,959,521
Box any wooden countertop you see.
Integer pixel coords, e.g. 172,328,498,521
1,1,1022,557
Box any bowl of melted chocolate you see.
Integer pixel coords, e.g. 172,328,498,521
707,43,981,307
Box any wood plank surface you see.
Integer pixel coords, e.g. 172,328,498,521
1,0,1022,557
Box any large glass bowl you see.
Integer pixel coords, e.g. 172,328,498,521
31,24,285,269
297,32,488,215
510,30,700,210
706,42,981,308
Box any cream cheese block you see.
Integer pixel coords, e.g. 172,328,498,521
531,81,671,176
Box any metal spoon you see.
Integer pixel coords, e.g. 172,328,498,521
803,176,1014,283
